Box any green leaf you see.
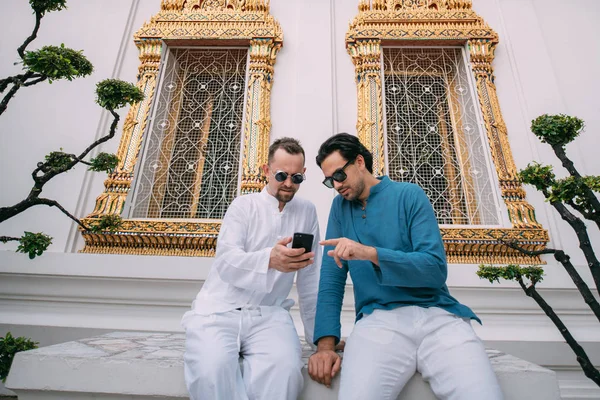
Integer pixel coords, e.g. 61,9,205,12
29,0,67,16
582,176,600,193
519,162,556,193
16,232,53,259
541,175,600,217
23,44,93,81
88,215,123,233
43,151,73,172
531,114,584,147
0,332,38,382
88,153,119,174
477,264,544,285
95,79,144,110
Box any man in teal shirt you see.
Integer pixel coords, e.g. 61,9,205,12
308,133,502,399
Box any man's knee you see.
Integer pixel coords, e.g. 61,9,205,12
242,347,303,400
185,346,239,382
266,348,303,377
244,344,303,388
279,358,304,382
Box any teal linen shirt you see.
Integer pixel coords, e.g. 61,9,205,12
313,176,479,345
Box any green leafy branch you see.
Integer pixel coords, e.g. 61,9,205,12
531,114,600,219
0,79,143,255
477,264,544,285
0,332,38,383
0,1,90,116
478,261,600,385
479,114,600,387
520,163,600,230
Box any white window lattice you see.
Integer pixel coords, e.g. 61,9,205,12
382,47,500,225
130,48,248,220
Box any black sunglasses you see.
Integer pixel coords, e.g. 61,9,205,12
322,159,354,189
273,170,305,184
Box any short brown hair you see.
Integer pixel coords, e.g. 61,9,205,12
268,137,305,165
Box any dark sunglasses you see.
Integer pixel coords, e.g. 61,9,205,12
273,170,305,184
322,159,354,189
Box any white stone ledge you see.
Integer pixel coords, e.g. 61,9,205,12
6,332,561,400
0,250,595,289
2,250,598,344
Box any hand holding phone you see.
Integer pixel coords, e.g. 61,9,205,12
269,235,315,273
291,232,314,254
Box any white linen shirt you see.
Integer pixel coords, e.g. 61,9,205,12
188,188,321,344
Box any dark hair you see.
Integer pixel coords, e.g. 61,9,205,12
268,137,305,164
316,133,373,173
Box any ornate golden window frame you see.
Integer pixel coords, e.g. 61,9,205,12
347,0,548,264
80,0,282,256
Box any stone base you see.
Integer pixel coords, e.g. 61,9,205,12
6,332,561,400
0,382,16,398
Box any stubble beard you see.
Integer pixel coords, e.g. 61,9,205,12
275,188,296,204
340,180,365,202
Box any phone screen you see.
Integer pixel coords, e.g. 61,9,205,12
291,232,314,254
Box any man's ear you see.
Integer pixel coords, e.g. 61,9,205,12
355,154,365,170
262,163,269,177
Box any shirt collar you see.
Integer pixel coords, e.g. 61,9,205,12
369,175,391,195
260,186,293,213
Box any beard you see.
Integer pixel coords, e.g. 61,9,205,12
274,187,297,204
339,179,365,202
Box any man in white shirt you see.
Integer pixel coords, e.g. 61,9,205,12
182,137,321,400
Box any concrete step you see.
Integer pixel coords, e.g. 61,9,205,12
6,332,561,399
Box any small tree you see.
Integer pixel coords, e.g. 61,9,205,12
478,114,600,385
0,333,38,383
0,0,144,258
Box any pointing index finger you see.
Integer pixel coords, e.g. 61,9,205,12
320,238,340,247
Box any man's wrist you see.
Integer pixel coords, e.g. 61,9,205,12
267,247,276,269
316,336,336,352
367,246,379,266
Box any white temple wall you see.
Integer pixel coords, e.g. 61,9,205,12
1,0,599,397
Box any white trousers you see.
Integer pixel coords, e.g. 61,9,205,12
339,306,503,400
183,307,303,400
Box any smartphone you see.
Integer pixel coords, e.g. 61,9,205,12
291,232,314,254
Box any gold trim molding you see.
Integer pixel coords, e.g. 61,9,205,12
347,0,548,264
80,218,220,256
81,0,281,256
441,227,548,264
79,217,548,262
